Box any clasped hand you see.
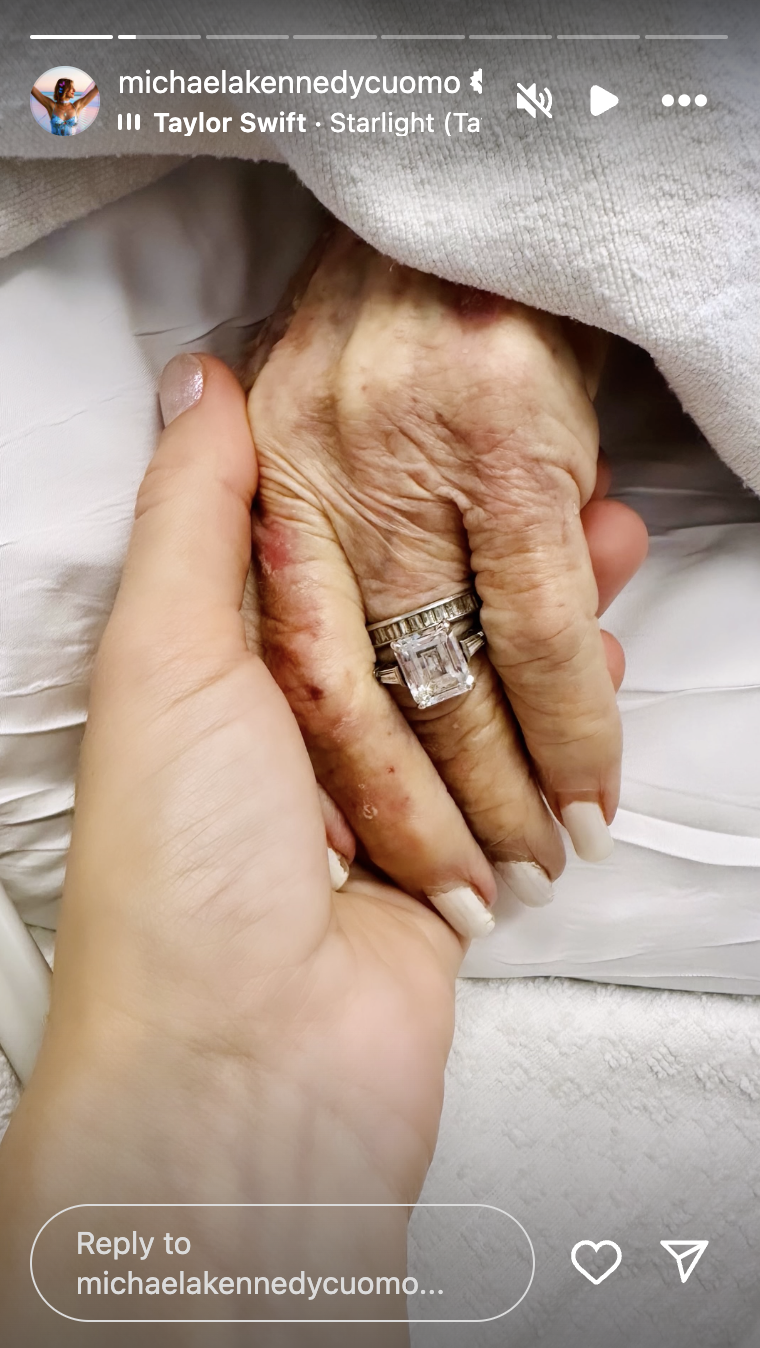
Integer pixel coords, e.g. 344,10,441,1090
247,227,647,930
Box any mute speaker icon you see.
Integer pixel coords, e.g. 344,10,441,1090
516,83,553,118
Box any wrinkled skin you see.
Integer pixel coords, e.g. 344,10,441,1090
246,227,648,908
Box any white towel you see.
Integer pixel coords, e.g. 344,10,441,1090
2,1,758,484
415,977,760,1347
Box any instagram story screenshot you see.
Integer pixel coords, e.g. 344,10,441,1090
0,1,757,1344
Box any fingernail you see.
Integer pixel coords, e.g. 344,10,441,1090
327,847,350,891
560,802,614,862
159,354,204,426
426,885,495,940
496,860,553,908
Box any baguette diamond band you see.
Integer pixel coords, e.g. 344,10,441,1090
367,590,486,709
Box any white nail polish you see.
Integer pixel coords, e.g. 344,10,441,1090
561,802,614,863
496,860,553,908
426,885,495,940
327,848,350,891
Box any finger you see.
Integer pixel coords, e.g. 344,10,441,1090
244,560,355,887
112,354,258,640
403,652,567,906
583,498,649,615
313,464,567,906
584,497,648,695
318,785,356,889
466,460,623,863
86,356,333,968
250,497,497,939
353,549,566,905
602,630,626,692
591,449,612,500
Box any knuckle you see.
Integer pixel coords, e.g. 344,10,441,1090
408,672,498,756
484,568,597,671
516,603,591,670
408,678,541,838
522,694,622,772
469,457,573,545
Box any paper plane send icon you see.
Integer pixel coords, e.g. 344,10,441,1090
660,1240,709,1284
590,85,619,116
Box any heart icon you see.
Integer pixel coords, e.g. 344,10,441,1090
571,1240,622,1285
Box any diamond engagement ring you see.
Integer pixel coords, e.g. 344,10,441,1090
367,590,486,709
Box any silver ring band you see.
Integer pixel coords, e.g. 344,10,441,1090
368,589,485,709
367,590,480,649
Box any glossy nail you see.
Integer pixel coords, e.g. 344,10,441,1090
426,885,495,940
327,847,350,891
561,802,614,863
159,353,204,426
496,860,553,908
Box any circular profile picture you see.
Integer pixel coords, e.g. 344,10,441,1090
30,66,100,137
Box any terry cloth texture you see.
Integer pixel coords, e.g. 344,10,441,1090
1,0,758,485
3,972,759,1346
416,977,760,1348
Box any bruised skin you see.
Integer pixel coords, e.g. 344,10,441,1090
245,227,647,906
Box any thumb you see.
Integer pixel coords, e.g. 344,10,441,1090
115,354,257,636
57,357,334,1028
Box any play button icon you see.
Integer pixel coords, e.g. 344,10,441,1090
590,85,619,116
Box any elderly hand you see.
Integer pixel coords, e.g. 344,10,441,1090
246,227,648,936
0,356,461,1345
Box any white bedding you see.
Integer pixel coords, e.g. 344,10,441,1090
417,977,760,1347
3,2,758,494
0,159,324,925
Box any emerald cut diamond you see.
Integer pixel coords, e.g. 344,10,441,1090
390,621,475,708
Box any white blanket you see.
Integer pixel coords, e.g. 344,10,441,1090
2,1,758,485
